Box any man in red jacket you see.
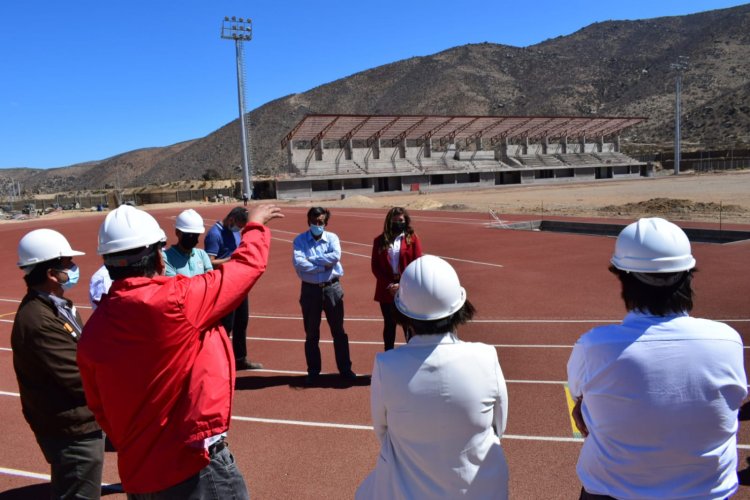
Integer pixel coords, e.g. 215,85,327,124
77,203,282,498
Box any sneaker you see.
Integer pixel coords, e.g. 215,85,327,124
340,370,357,381
236,359,264,370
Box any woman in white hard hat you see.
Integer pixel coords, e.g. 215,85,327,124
567,217,747,500
357,255,509,500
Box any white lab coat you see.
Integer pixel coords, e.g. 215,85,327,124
357,332,509,500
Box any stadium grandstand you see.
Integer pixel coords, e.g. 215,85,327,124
276,114,647,199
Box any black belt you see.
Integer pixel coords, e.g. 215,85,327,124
305,277,339,288
208,438,226,456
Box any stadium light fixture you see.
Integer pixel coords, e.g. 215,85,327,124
221,16,254,200
670,56,689,175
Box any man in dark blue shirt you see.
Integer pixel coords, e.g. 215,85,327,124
205,207,262,370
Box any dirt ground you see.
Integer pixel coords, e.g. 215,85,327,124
321,169,750,225
5,169,749,225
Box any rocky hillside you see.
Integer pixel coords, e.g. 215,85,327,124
4,3,750,193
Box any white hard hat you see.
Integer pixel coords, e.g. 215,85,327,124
395,255,467,320
611,217,696,273
17,229,85,269
97,205,167,255
175,209,205,234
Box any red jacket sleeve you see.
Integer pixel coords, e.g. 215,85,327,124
178,222,271,332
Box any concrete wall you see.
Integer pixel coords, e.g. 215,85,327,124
276,179,312,199
575,167,596,180
527,143,544,155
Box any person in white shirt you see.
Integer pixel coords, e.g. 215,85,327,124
567,217,747,500
357,255,509,500
88,264,112,310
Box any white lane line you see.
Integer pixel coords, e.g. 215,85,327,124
0,467,122,489
503,434,583,443
0,298,748,324
435,254,503,268
0,391,20,397
228,417,750,448
272,234,505,267
0,347,10,352
247,336,573,349
247,314,750,324
277,209,488,225
0,392,747,446
0,466,49,481
232,415,372,431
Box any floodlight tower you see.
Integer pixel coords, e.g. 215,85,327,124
670,56,689,175
221,16,254,200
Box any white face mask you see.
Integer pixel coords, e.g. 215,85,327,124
59,265,80,290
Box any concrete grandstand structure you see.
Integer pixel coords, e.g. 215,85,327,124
276,114,648,200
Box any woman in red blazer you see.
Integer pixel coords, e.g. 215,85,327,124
371,207,423,350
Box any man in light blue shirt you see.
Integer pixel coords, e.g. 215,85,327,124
163,209,213,278
292,207,355,385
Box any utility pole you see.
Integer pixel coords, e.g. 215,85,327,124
670,56,689,175
221,16,254,200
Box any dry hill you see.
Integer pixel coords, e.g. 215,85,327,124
4,3,749,193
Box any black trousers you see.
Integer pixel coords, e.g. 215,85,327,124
299,281,352,375
36,430,104,500
221,296,249,361
379,301,406,351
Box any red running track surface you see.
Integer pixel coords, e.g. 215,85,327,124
0,205,748,499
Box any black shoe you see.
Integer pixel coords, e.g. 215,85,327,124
340,370,357,381
236,359,264,370
305,374,319,385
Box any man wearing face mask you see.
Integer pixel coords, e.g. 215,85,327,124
163,209,213,278
292,207,356,384
12,229,104,499
205,206,263,370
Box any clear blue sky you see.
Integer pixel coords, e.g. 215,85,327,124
1,0,745,169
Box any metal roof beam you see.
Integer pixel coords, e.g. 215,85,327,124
366,117,401,147
310,116,340,149
489,118,535,144
437,117,480,146
393,116,429,145
338,117,370,147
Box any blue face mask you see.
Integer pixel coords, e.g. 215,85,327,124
229,225,242,233
309,224,325,237
60,265,80,290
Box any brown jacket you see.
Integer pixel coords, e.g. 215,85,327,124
11,291,100,437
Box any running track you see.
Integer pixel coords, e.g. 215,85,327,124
0,205,748,499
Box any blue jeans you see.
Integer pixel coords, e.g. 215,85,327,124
127,442,249,500
36,430,104,500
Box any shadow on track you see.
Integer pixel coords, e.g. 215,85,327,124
235,373,371,391
0,483,123,499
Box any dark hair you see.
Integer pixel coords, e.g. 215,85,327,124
380,207,416,250
227,207,249,226
106,244,163,280
394,300,476,336
23,258,64,288
307,207,330,225
610,265,695,316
